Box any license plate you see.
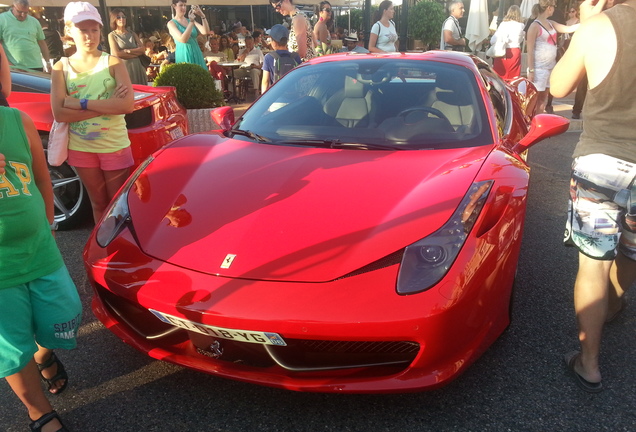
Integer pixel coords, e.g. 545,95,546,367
169,127,184,140
149,309,287,346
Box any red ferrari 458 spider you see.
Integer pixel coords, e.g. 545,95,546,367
84,52,569,393
7,68,188,229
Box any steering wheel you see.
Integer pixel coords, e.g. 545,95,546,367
397,107,451,125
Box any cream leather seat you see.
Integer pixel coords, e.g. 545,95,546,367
430,74,475,132
324,76,375,128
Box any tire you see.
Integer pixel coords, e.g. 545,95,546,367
42,134,91,230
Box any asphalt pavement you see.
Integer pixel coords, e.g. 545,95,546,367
1,131,635,432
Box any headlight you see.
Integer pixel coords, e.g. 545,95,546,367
95,156,154,247
396,180,493,295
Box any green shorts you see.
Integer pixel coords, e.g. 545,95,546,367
0,265,82,378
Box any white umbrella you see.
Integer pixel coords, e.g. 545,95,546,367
520,0,538,19
465,0,489,52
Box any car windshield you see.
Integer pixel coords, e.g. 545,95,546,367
235,58,492,150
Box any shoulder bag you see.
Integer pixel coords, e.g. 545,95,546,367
47,57,70,167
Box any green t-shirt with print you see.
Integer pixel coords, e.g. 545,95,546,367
0,11,45,69
0,107,63,289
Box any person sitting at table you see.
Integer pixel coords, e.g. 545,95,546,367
219,35,235,61
340,35,369,53
234,35,263,96
203,36,230,94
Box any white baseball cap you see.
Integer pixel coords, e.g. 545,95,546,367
64,2,103,26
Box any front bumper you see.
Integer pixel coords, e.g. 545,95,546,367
84,221,516,393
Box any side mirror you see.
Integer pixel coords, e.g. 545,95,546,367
210,106,235,131
514,114,570,153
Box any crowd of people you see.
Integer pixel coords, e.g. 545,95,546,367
1,0,635,429
486,0,579,113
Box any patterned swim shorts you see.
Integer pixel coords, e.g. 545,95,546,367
564,154,636,260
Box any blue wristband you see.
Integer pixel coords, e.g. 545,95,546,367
80,98,88,110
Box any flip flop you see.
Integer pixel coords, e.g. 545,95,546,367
563,351,603,393
36,351,68,395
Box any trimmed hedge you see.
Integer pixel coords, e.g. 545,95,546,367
154,62,224,109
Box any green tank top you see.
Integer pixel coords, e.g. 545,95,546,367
0,107,63,289
66,52,131,153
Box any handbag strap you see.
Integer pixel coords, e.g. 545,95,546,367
60,57,69,96
534,20,557,46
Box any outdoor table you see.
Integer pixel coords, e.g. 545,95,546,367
219,62,245,104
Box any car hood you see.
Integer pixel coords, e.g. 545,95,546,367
128,133,491,282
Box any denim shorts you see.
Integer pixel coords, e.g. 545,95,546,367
0,266,82,378
564,154,636,260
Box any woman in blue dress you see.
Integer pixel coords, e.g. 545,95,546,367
167,0,209,70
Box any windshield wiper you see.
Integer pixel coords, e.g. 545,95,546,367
230,129,271,143
279,139,403,150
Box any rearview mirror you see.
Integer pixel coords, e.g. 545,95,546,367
514,114,570,153
211,106,235,131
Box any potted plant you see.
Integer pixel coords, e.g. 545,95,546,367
154,63,225,133
407,0,446,51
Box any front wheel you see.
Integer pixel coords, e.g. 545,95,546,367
49,161,91,230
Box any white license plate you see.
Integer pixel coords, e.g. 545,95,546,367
169,127,184,140
149,309,287,346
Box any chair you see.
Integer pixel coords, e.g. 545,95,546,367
324,76,375,128
429,74,475,132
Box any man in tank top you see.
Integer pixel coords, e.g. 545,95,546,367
551,0,636,393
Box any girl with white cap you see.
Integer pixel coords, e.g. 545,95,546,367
50,1,134,224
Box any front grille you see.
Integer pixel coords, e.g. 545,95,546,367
296,339,419,355
264,339,419,371
193,337,420,372
95,284,419,373
96,285,186,343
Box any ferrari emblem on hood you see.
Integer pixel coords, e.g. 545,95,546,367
221,254,237,269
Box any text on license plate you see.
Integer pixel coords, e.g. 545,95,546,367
169,127,184,140
148,309,287,346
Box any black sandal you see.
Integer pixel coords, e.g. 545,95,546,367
36,352,68,395
29,410,69,432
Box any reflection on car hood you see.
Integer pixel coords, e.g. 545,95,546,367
129,134,491,282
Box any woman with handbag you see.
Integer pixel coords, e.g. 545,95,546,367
369,1,399,53
50,2,134,224
490,5,526,79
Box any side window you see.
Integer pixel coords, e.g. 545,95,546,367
479,68,508,136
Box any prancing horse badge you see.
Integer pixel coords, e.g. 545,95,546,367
221,254,237,269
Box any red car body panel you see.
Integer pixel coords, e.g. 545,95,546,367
83,52,568,393
129,132,491,282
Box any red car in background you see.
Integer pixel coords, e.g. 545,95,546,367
7,68,188,229
84,52,569,393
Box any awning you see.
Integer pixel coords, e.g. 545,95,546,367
27,0,355,6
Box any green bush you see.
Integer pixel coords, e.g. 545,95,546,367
153,63,224,109
408,0,446,49
336,8,369,34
